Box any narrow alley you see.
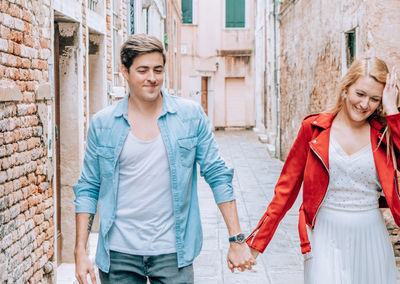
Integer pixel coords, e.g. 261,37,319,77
194,130,303,284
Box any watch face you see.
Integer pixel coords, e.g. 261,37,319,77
237,233,245,243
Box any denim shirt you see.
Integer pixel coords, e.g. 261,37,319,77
73,91,234,272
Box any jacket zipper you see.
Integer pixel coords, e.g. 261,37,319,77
310,145,330,227
246,215,268,245
394,175,400,201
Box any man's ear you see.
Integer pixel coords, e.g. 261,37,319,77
121,65,129,81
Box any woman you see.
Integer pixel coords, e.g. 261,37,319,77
246,57,399,283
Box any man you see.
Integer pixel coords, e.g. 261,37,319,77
73,34,255,284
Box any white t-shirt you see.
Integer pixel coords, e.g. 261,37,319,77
108,132,176,255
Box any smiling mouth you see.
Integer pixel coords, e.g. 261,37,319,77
353,105,368,114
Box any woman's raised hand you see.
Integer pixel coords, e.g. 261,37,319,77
382,67,399,115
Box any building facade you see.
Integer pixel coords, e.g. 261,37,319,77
180,0,256,129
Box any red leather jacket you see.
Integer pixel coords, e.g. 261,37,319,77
246,112,400,254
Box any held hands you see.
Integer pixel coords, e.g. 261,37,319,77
382,67,399,115
227,243,257,272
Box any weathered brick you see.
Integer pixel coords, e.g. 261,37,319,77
0,171,7,183
31,148,42,160
43,208,52,221
20,199,28,212
3,181,11,193
32,127,42,138
22,11,31,23
2,13,14,29
2,233,13,250
12,262,23,281
15,213,24,228
0,38,7,52
22,256,31,272
0,146,6,158
10,204,20,219
17,222,25,238
19,127,32,139
9,30,23,44
14,18,24,32
2,209,10,223
27,137,40,150
24,218,34,232
0,25,10,39
8,4,21,19
0,196,7,210
33,213,43,226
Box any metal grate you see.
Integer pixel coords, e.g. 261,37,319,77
88,0,98,11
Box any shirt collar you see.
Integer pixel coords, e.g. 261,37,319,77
113,89,177,118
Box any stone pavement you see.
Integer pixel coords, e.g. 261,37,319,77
193,130,303,284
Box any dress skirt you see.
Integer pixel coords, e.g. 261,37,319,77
304,207,397,284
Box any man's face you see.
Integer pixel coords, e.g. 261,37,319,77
122,52,164,102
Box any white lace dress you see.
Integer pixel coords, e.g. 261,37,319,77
304,134,397,284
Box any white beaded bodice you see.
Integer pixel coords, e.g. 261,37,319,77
321,134,382,211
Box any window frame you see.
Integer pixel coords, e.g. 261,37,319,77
224,0,247,29
181,0,197,25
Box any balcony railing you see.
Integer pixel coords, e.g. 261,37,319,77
88,0,98,11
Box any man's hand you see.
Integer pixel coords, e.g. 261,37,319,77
74,249,97,284
227,243,257,272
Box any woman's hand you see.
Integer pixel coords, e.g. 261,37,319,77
382,67,399,115
249,247,260,259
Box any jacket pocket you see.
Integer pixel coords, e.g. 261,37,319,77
177,137,198,167
97,146,115,177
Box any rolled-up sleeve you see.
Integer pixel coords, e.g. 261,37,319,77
195,105,234,204
73,119,100,214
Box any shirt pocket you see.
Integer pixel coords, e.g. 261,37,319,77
97,146,115,178
177,137,198,167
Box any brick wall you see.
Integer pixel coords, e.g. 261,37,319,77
0,0,54,283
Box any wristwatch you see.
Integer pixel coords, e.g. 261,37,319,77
229,233,246,244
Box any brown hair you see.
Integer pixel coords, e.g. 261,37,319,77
120,34,166,70
328,57,398,168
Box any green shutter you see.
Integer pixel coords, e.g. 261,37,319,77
226,0,245,28
182,0,193,24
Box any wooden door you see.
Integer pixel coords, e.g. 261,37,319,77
201,77,208,116
225,77,247,127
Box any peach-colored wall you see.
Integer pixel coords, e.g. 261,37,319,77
181,0,255,128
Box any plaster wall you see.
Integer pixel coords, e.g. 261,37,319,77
58,22,83,263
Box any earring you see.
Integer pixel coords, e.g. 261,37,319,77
342,92,347,99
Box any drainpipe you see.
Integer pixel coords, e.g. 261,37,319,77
273,0,281,158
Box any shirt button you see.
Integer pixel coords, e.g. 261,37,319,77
312,140,317,144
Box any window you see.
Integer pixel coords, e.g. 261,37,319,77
129,0,135,34
113,0,122,85
345,30,356,68
182,0,193,24
226,0,245,28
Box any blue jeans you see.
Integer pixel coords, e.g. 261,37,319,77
99,251,194,284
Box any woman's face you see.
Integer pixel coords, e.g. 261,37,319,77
344,76,384,123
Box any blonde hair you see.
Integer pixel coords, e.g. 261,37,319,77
328,57,397,169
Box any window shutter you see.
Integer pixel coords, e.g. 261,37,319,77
182,0,193,24
226,0,245,28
